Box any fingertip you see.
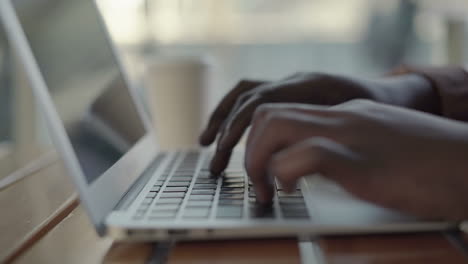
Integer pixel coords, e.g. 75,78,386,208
209,162,223,176
209,149,231,175
268,160,295,193
252,176,275,204
255,187,274,204
199,137,210,146
198,127,216,146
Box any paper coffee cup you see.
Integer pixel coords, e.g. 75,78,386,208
145,55,212,150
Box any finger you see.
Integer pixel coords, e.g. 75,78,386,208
216,99,337,151
199,80,265,146
268,137,359,192
209,148,232,176
245,110,339,203
246,103,338,148
209,95,264,175
215,89,257,140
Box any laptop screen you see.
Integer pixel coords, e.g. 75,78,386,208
13,0,146,184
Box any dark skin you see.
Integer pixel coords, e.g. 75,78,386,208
246,101,468,221
200,73,439,174
200,72,468,220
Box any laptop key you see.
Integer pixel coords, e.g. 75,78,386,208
169,177,192,182
154,180,166,186
161,192,186,198
152,204,180,211
218,199,243,206
174,170,195,174
220,188,244,194
277,191,303,198
223,178,245,184
222,182,244,188
149,211,177,219
219,193,244,200
189,195,214,201
151,209,178,215
193,183,217,189
216,205,243,218
164,187,188,192
157,198,183,204
150,186,161,192
182,208,210,218
141,198,154,205
166,181,191,187
191,189,215,195
196,177,217,183
196,173,214,179
136,209,147,214
172,173,192,178
146,192,158,198
186,200,212,207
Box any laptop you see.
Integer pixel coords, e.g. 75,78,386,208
0,0,455,241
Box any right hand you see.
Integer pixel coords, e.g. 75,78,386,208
244,100,468,220
199,72,385,174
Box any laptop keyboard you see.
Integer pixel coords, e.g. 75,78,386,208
133,151,310,221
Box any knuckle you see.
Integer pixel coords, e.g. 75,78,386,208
344,98,374,107
270,160,288,180
333,99,376,118
253,103,276,122
235,92,252,105
236,79,254,87
304,138,330,156
263,111,288,128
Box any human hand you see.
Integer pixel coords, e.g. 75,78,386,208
246,100,468,220
200,73,390,174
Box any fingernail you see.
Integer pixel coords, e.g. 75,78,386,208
209,161,221,175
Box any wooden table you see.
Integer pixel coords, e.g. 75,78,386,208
1,160,467,264
9,208,468,263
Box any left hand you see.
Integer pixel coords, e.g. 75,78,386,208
246,100,468,220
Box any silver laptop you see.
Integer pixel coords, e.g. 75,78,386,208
1,0,455,241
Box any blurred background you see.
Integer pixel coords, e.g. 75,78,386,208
1,0,468,180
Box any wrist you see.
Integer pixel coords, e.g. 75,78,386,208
373,74,441,114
